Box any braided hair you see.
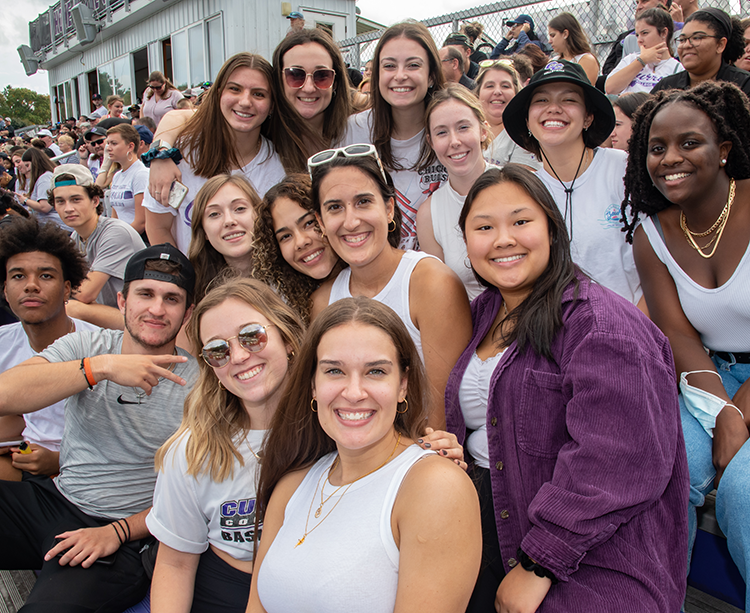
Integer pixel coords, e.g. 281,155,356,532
620,81,750,243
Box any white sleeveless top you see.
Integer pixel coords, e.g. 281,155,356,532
328,250,434,361
430,178,486,301
256,444,434,613
642,215,750,352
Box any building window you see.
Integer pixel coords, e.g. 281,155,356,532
206,15,224,82
95,55,132,107
172,17,224,90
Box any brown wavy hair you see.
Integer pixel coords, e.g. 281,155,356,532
188,174,261,301
255,296,428,516
270,29,352,173
252,173,332,323
155,278,305,482
176,53,274,178
370,22,445,171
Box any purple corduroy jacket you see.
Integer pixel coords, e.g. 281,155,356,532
445,275,689,612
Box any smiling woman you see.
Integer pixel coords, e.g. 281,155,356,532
252,174,343,323
448,164,688,613
621,82,750,610
148,278,305,613
143,53,286,254
502,60,644,310
342,22,447,250
188,174,261,302
249,297,481,613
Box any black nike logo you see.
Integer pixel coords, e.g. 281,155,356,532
117,395,141,405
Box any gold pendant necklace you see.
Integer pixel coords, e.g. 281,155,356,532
295,432,402,548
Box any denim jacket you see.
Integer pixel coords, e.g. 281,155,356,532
445,274,689,611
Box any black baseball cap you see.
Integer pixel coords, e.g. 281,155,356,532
84,125,108,141
124,244,196,299
503,59,615,151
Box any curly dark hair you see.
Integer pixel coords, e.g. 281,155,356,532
0,215,89,288
252,173,325,324
621,81,750,243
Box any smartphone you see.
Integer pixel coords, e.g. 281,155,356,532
0,440,23,448
168,180,188,210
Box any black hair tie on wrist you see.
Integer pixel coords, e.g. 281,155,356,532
517,547,559,584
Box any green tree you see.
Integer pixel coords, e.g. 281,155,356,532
0,86,51,127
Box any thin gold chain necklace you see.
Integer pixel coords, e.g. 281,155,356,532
295,432,402,548
680,179,735,259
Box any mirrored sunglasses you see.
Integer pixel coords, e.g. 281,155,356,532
201,323,275,367
284,67,336,90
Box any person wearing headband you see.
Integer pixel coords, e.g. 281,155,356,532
652,7,750,95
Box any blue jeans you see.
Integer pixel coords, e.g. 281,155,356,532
680,354,750,610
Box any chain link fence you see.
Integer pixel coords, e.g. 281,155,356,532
340,0,746,71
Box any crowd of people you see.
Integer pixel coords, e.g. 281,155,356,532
0,4,749,612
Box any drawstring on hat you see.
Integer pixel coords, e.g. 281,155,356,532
539,145,588,241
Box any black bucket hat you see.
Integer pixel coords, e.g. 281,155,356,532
503,60,615,152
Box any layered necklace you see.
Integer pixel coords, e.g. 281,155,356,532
295,433,402,548
680,178,735,259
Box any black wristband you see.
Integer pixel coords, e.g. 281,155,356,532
517,548,559,584
111,522,125,545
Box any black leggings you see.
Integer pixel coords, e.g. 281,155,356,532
190,547,252,613
465,465,506,613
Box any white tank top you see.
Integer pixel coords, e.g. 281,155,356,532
430,180,485,301
458,350,506,469
328,250,434,361
642,216,750,352
256,444,434,613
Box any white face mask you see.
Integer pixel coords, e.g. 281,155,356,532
679,370,727,438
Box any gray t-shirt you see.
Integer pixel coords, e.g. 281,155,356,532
40,329,198,519
72,216,146,308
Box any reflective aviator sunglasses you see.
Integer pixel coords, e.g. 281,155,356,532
283,67,336,90
201,323,275,367
307,144,388,182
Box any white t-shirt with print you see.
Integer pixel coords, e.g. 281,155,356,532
109,160,149,225
142,137,285,254
610,52,683,94
536,147,642,304
342,109,447,251
0,318,99,450
147,429,265,561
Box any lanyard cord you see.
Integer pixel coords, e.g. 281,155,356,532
540,145,588,242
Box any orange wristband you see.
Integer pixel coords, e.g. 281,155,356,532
83,357,97,388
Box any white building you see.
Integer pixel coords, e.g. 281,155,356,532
24,0,357,121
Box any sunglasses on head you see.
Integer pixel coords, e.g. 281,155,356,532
307,144,387,182
479,59,515,69
201,323,275,367
284,67,336,90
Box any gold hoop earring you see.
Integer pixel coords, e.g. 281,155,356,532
396,398,408,414
287,350,295,362
311,398,318,413
388,219,396,232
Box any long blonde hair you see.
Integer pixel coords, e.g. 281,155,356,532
188,174,261,302
154,278,305,481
